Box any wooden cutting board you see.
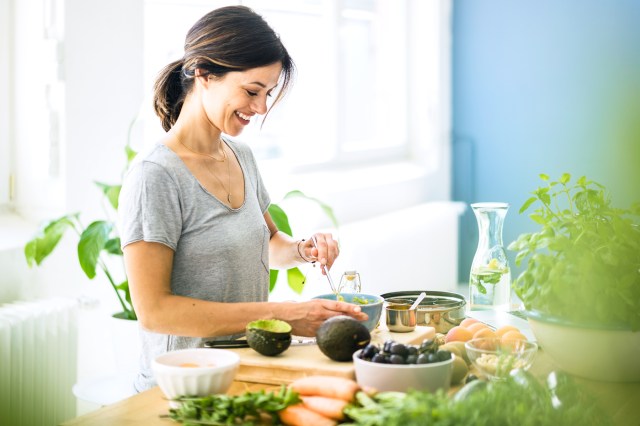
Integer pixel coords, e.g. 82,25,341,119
231,325,436,385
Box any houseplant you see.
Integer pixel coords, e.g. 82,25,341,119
508,173,640,381
24,147,338,320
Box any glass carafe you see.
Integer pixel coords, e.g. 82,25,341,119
469,203,511,311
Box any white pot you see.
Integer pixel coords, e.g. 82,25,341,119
109,313,141,379
527,311,640,382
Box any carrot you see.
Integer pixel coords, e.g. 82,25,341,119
289,375,360,402
301,395,347,421
279,403,337,426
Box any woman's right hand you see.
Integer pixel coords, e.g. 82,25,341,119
279,299,369,337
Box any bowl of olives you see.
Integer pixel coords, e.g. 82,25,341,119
353,339,454,393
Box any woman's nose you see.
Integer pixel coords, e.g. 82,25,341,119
251,96,268,115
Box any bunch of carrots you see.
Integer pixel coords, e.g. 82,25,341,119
279,375,362,426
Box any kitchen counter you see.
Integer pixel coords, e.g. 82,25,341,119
62,349,640,426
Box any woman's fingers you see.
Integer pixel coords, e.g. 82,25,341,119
310,233,339,270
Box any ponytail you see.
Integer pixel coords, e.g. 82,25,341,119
153,59,185,132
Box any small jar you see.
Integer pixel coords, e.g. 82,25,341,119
339,270,362,293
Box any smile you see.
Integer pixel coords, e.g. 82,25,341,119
236,111,252,122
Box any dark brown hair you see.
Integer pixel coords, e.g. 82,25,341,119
153,6,295,132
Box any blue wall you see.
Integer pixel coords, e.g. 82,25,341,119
452,0,640,282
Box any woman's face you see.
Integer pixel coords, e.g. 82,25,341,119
199,62,283,136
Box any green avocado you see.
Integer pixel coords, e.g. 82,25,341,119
316,315,371,362
246,319,292,356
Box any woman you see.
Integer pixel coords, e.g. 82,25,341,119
118,6,366,392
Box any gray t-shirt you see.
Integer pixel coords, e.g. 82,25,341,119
118,140,271,392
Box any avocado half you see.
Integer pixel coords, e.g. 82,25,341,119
246,319,292,356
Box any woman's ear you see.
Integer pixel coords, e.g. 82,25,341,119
194,68,210,89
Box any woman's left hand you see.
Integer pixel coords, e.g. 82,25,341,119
301,233,339,271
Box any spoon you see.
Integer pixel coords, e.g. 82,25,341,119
410,292,427,310
310,236,338,296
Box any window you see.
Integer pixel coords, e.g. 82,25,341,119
143,0,409,171
0,0,12,209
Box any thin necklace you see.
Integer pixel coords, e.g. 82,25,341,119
178,137,232,204
179,138,227,162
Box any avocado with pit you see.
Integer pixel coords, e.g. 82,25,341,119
246,319,292,356
316,315,371,362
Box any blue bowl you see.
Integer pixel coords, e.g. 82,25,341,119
313,293,384,332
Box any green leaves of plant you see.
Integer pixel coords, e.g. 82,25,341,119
24,214,79,266
95,182,122,210
78,221,113,279
509,173,640,330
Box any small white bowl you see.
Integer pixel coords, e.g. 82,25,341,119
352,349,453,393
152,348,240,405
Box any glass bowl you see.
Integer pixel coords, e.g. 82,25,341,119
465,337,538,381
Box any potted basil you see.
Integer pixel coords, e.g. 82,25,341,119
508,173,640,382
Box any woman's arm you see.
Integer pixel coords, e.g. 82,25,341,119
264,211,339,271
123,240,363,338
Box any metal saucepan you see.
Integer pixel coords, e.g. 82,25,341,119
381,291,466,334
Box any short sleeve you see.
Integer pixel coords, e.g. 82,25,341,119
118,160,182,251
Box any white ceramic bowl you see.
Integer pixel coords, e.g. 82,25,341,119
527,311,640,382
352,349,453,393
152,348,240,405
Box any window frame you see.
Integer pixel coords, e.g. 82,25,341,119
0,0,13,209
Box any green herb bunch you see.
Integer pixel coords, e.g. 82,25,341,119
167,385,300,425
508,173,640,330
342,370,610,426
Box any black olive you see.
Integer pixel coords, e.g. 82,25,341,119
390,343,409,358
417,353,429,364
406,354,418,364
362,343,380,359
427,353,439,364
372,353,387,364
407,345,418,356
389,354,405,364
383,339,395,353
420,339,436,353
436,350,452,361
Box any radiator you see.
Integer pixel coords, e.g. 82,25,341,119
0,298,78,426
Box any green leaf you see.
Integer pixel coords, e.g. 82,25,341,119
559,173,571,184
268,203,292,236
529,214,546,225
287,267,306,294
269,269,279,292
24,215,78,266
104,237,122,255
519,197,537,214
125,145,137,164
539,174,549,181
95,182,122,210
78,221,113,279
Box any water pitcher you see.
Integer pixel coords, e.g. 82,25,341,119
469,202,511,311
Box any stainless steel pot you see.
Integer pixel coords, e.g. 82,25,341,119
381,291,466,334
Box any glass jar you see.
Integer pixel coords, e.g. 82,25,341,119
469,202,511,311
339,270,362,293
